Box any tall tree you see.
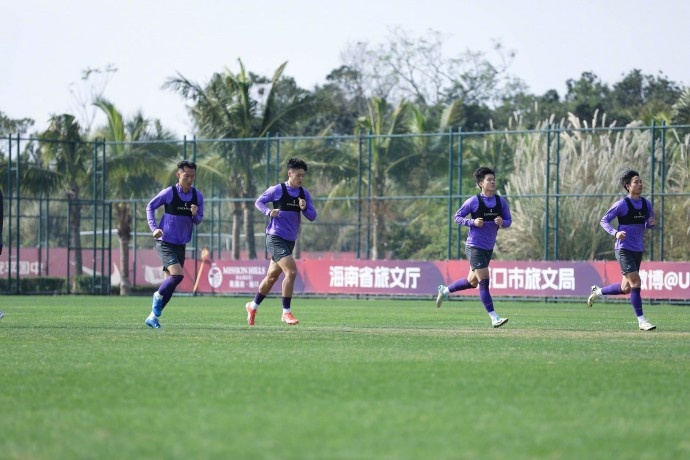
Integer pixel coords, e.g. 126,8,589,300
0,111,35,137
340,28,526,108
609,69,683,125
0,111,36,160
355,97,414,259
564,72,611,124
304,68,365,136
35,114,91,286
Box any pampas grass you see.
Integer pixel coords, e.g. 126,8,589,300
499,115,690,261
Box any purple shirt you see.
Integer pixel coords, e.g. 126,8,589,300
256,182,317,241
455,194,512,250
147,185,204,245
600,196,654,252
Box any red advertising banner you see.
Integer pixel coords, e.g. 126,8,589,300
2,248,689,300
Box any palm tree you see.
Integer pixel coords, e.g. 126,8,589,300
355,97,414,259
93,98,179,294
35,114,91,286
164,59,315,259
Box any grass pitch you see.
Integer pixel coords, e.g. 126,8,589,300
1,295,688,460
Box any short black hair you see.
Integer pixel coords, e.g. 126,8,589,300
473,166,495,186
177,160,197,170
619,169,639,190
287,157,308,172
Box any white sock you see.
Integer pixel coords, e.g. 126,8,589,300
443,287,450,295
152,292,163,317
249,302,258,310
488,311,499,320
283,308,291,314
596,288,603,296
637,315,647,323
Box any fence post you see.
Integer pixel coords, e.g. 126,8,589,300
356,133,363,259
554,124,561,260
453,128,464,261
366,132,372,260
544,124,551,260
446,127,454,260
649,122,656,261
659,121,667,261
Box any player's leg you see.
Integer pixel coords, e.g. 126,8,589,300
276,254,299,324
436,271,476,308
160,263,184,307
245,259,283,326
435,250,480,308
587,249,628,307
474,266,506,328
624,269,655,331
469,248,507,328
146,242,184,328
259,259,284,295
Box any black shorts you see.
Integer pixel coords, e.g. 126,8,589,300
156,240,186,272
266,235,295,263
465,246,493,270
615,248,643,275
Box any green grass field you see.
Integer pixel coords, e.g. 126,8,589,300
1,295,688,460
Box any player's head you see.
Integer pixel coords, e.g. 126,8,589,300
176,160,197,188
619,169,639,192
287,157,308,172
177,159,197,171
474,167,495,187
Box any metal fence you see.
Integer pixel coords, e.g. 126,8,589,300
2,123,689,294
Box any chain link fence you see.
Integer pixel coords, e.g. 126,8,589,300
2,123,689,294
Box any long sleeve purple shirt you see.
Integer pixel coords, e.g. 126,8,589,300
147,185,204,245
600,196,654,252
454,194,512,250
256,183,317,242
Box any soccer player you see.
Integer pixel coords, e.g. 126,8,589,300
436,166,511,328
144,160,204,328
0,187,4,255
245,157,317,326
587,169,656,331
0,187,3,320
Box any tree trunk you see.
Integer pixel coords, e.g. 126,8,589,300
67,183,84,293
70,200,83,276
371,177,387,260
116,203,132,295
231,201,242,260
119,236,132,295
243,178,258,260
375,207,386,260
243,200,257,259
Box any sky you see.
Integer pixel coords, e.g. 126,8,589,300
2,0,689,137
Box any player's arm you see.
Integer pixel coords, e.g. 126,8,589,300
645,199,655,228
454,196,478,227
146,187,171,234
255,185,278,217
192,192,204,225
301,190,317,221
496,196,512,229
600,200,624,237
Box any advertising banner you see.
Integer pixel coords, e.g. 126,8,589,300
2,248,688,300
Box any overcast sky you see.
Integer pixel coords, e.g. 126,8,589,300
2,0,688,136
